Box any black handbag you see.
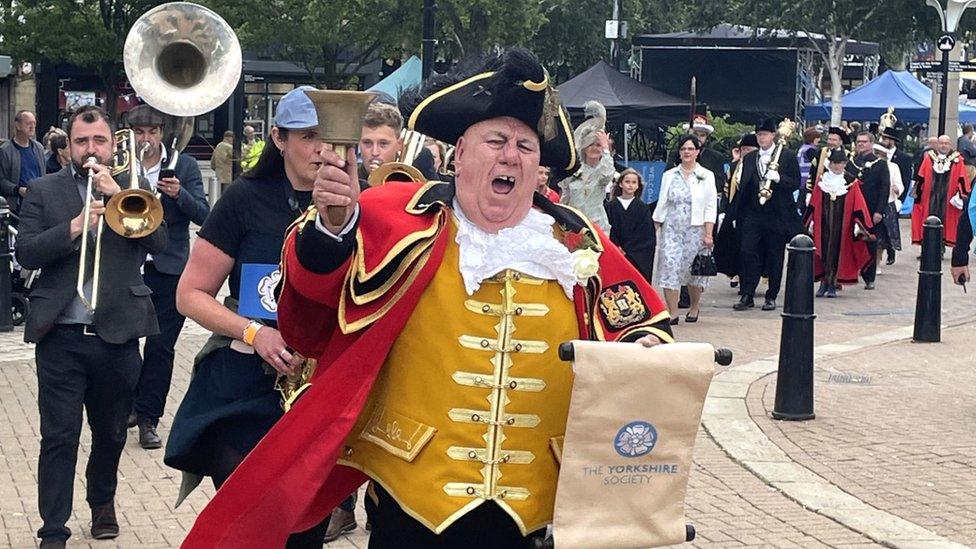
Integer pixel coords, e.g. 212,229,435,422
690,248,718,277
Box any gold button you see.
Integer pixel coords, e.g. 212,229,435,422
481,339,490,348
506,418,516,425
466,487,476,495
497,491,506,499
509,381,518,389
343,446,354,457
472,414,481,422
515,307,523,315
513,273,522,280
482,305,491,313
475,376,484,384
514,343,523,352
502,454,511,463
468,451,478,459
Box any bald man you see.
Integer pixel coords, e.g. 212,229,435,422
912,134,968,247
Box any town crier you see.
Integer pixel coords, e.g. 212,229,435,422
181,48,672,548
912,135,969,245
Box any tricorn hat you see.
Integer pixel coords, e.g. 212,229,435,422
828,126,851,145
738,133,759,148
828,148,849,164
400,49,577,172
880,122,904,143
755,118,777,133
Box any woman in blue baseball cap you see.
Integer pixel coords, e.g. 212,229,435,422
165,86,331,547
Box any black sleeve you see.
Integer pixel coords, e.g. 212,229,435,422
197,178,246,257
779,149,800,190
952,193,972,267
294,213,358,274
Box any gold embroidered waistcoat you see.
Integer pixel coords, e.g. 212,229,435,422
339,223,579,535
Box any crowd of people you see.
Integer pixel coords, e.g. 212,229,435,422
1,46,974,549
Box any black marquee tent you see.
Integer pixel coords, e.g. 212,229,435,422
557,61,691,134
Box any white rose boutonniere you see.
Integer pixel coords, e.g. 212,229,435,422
572,248,601,281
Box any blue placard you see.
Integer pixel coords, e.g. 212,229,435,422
624,160,667,204
238,263,280,320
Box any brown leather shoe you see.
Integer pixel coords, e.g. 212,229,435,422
91,502,119,539
323,507,357,542
139,421,162,450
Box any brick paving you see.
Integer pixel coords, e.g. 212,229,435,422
0,218,972,547
752,323,976,547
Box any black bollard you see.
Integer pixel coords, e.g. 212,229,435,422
772,234,816,421
913,215,943,343
0,197,12,332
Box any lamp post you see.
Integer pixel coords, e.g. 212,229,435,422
926,0,976,136
422,0,436,79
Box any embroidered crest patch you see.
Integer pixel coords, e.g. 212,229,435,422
598,282,649,330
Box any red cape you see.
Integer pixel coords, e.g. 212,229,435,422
912,152,968,245
180,182,671,547
804,180,874,285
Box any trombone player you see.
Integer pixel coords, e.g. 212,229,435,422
126,104,209,450
15,105,168,548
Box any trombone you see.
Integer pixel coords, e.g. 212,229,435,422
77,129,147,312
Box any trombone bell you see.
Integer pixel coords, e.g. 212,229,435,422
105,188,165,238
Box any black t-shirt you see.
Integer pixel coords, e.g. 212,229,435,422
198,174,311,302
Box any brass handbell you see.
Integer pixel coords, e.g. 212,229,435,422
303,90,376,225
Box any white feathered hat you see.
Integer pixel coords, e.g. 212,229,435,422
573,100,607,154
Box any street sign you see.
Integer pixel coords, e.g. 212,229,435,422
910,59,976,72
938,33,956,51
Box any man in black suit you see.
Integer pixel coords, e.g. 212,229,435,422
726,118,801,311
851,131,890,289
126,105,209,449
15,105,168,548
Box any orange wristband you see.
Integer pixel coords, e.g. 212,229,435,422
242,320,263,346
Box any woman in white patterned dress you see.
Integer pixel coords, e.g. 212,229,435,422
653,135,718,324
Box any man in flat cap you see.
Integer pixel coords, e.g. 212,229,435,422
182,48,673,548
126,104,209,450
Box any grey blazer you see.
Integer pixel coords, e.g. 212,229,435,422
15,167,169,344
0,138,45,206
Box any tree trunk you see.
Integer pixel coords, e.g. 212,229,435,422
322,44,340,89
101,63,120,121
826,38,847,126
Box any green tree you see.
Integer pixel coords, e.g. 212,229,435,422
202,0,416,89
530,0,695,80
0,0,162,116
683,0,959,124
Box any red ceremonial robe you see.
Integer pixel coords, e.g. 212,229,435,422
804,180,874,285
912,151,968,245
181,181,672,548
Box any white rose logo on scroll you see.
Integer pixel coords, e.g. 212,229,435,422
614,421,657,458
257,269,282,314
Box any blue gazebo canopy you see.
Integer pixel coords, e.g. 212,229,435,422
803,70,976,123
367,56,421,102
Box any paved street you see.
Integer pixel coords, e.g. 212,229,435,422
1,218,974,548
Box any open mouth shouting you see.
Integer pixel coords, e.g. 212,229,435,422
491,175,517,195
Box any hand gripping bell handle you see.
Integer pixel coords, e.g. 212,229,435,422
326,144,350,226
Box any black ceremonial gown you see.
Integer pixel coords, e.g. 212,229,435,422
605,197,656,282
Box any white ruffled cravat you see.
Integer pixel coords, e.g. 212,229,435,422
453,201,577,299
818,170,848,198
